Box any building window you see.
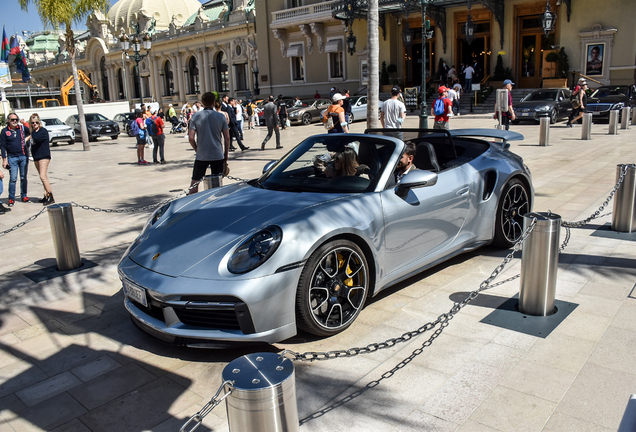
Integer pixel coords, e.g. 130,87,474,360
163,60,174,96
188,56,200,95
287,44,305,83
217,51,229,93
100,57,110,101
325,39,344,80
289,0,302,7
235,63,247,91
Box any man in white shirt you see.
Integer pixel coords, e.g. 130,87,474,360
464,64,475,93
235,100,244,139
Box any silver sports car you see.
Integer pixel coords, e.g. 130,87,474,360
118,129,533,347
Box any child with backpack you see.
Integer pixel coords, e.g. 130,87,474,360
148,109,166,164
432,86,453,130
130,110,149,165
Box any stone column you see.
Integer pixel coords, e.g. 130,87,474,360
149,56,158,102
202,47,210,94
225,46,234,96
175,54,185,101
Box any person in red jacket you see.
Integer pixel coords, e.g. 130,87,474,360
431,86,453,130
150,109,166,164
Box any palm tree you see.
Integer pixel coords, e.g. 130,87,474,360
19,0,109,151
367,0,379,129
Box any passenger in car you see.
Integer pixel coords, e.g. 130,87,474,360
316,147,370,179
393,142,417,184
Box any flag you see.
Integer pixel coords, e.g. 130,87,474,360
10,35,30,82
0,26,9,62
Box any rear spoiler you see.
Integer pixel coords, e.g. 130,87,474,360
449,129,524,141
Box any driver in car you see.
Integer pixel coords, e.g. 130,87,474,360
393,142,417,184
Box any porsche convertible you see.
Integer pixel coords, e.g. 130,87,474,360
118,128,533,347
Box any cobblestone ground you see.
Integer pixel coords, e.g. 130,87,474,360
0,114,635,431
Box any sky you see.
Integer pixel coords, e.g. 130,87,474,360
2,0,207,38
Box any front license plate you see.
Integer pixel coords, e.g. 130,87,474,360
105,129,111,132
123,279,148,307
591,112,600,115
521,113,530,116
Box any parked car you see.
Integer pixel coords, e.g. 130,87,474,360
512,88,572,124
586,85,636,121
118,127,533,346
321,96,382,124
287,99,331,125
40,117,75,145
114,112,137,136
65,113,120,142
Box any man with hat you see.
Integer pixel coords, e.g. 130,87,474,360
328,87,337,100
167,103,177,126
431,86,453,130
380,85,407,129
500,79,516,130
567,80,588,127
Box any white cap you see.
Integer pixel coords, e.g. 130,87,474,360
168,103,173,107
332,93,345,102
150,109,157,114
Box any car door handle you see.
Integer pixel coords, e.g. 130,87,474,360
456,187,469,196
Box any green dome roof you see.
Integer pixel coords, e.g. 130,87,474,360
27,32,60,52
183,5,226,26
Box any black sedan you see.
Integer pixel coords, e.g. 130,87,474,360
65,113,119,142
513,88,572,124
113,112,136,136
586,85,636,121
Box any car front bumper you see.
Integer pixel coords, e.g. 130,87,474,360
118,256,301,345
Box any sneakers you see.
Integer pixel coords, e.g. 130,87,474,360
42,193,55,206
8,199,15,207
160,160,167,164
138,160,150,165
22,197,30,203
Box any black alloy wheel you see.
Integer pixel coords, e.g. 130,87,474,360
296,240,369,336
493,179,531,248
550,109,558,124
302,113,312,125
348,113,354,124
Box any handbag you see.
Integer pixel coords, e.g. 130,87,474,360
571,97,581,109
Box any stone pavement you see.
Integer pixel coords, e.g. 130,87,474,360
0,114,635,431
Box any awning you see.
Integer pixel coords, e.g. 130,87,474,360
324,39,343,53
286,44,303,57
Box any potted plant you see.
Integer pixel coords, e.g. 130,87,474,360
543,49,568,87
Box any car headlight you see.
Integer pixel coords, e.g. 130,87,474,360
611,102,625,110
289,112,298,117
535,105,551,112
228,226,282,274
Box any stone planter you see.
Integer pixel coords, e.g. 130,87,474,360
542,78,568,88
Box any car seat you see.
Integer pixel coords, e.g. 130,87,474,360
412,141,441,172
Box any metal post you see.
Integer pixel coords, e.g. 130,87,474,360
632,105,636,125
202,174,223,190
519,212,561,316
538,116,550,146
612,164,636,233
581,112,592,140
495,89,508,130
609,109,619,134
223,352,298,432
621,107,631,129
418,0,428,129
618,394,636,432
47,203,82,271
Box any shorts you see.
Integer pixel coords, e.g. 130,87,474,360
192,159,225,181
136,136,146,146
433,120,450,130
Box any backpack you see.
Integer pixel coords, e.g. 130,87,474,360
145,117,158,136
246,104,254,116
129,119,140,136
434,98,446,116
322,110,334,130
570,91,581,109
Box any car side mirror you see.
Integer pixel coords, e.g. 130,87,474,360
263,160,277,174
396,170,438,197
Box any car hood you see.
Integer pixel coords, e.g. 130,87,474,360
46,125,72,131
515,100,557,109
129,183,347,278
86,120,116,126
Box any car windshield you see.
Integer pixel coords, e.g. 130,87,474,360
258,135,395,193
85,113,108,122
41,118,63,125
591,86,629,98
300,100,316,107
523,91,558,101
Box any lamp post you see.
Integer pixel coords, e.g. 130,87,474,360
346,28,357,56
252,65,260,95
120,26,152,107
419,0,429,129
542,0,557,35
465,14,475,45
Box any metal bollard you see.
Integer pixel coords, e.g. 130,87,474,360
609,109,619,134
632,105,636,125
612,164,636,233
47,203,82,271
223,352,298,432
621,107,631,129
581,113,593,140
538,116,550,146
519,212,561,316
618,394,636,432
202,174,223,190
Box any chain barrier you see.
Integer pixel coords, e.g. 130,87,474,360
281,218,538,363
180,380,234,432
0,207,48,238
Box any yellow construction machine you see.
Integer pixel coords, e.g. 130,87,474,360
60,70,99,105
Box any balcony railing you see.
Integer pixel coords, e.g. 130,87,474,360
271,0,338,25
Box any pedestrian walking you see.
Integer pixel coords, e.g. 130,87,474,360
567,81,587,127
497,79,516,130
132,110,149,164
431,86,453,130
188,92,230,195
277,95,288,130
452,78,462,115
322,93,349,134
0,164,8,213
464,63,475,92
246,100,257,129
0,112,31,206
25,113,55,204
150,109,166,164
380,85,407,128
447,85,459,116
227,98,248,151
235,100,244,138
342,89,353,124
261,96,282,150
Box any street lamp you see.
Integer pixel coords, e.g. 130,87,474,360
419,0,429,129
252,65,260,95
465,14,475,45
402,23,414,49
542,0,557,35
120,24,152,106
346,28,357,56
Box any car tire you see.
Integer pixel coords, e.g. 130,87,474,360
302,113,312,125
68,141,74,145
549,109,558,124
111,135,118,140
296,239,369,336
511,120,520,125
348,113,354,124
493,178,531,248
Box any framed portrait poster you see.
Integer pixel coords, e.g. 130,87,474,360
585,43,604,76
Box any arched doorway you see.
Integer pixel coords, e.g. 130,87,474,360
216,51,229,93
456,9,492,86
164,60,174,96
188,56,200,95
100,57,110,101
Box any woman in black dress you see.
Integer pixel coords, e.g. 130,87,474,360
26,114,55,205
